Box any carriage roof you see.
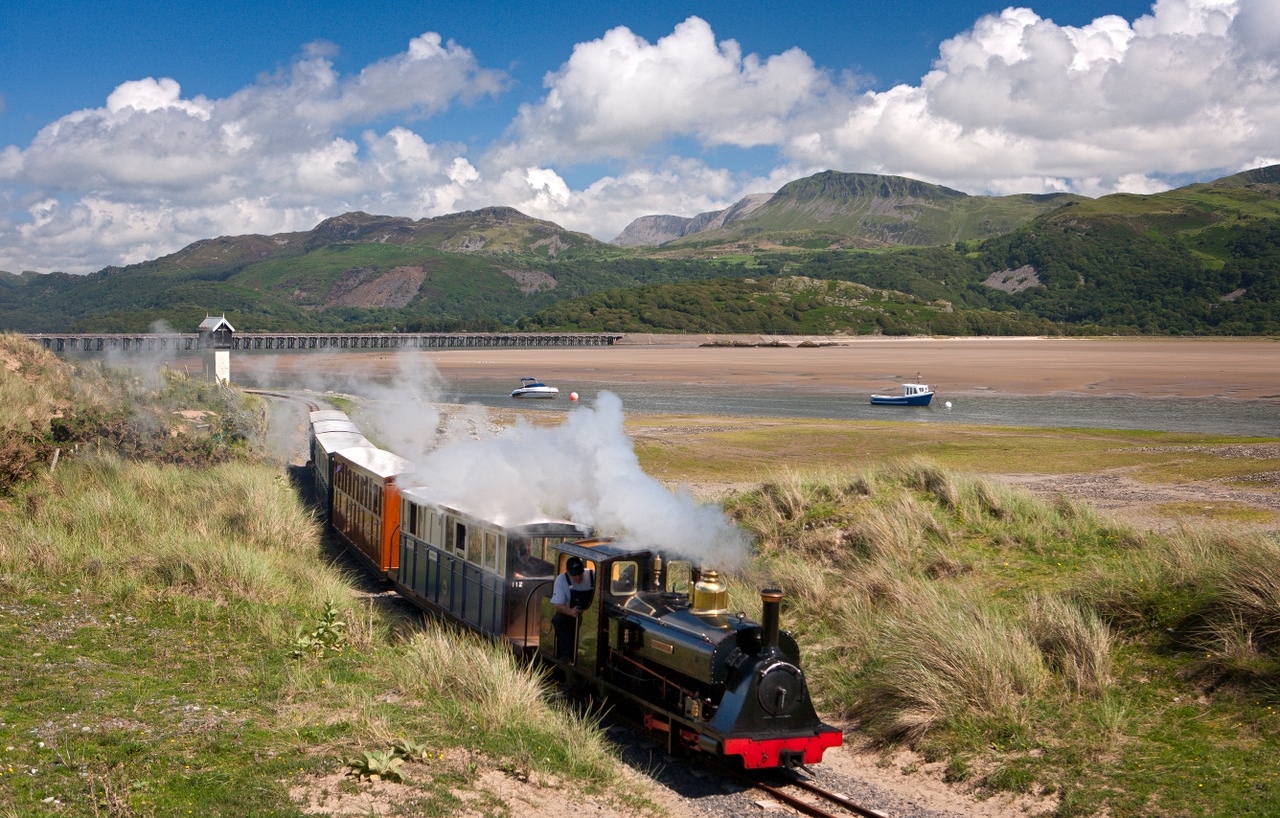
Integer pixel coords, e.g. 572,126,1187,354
334,445,417,478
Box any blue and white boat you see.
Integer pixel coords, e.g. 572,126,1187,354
511,377,560,399
870,381,934,406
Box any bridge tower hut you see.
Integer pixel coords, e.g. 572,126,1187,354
197,316,235,384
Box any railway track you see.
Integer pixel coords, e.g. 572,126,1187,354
243,388,318,411
707,761,892,818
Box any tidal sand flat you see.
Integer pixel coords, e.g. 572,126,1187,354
232,336,1280,400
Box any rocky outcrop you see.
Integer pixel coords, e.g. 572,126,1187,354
611,193,772,246
503,269,558,294
324,265,426,308
983,265,1043,293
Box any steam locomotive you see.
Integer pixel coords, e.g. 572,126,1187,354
308,408,842,769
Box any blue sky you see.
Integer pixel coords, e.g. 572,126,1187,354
1,0,1276,273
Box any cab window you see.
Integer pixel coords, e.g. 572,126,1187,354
610,561,637,597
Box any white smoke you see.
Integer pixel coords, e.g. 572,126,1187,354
234,348,448,458
406,390,752,570
231,349,751,568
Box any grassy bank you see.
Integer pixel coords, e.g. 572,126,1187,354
5,333,1280,817
627,414,1280,491
722,462,1280,817
0,337,634,817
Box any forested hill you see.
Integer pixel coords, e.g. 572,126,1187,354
528,165,1280,335
1,166,1278,336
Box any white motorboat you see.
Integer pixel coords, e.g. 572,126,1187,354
511,377,560,399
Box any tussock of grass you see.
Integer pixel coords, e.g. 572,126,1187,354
852,581,1049,742
726,459,1280,814
1024,594,1112,694
387,629,618,780
395,628,551,727
1088,525,1280,674
0,454,335,609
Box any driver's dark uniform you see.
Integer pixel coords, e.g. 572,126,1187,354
550,570,594,662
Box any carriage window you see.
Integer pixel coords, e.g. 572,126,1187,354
464,524,481,563
445,518,455,551
483,531,498,571
495,533,506,575
611,561,637,596
666,561,692,594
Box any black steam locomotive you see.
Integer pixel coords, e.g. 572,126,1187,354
543,540,842,768
308,409,842,769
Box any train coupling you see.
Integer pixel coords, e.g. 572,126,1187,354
778,749,807,769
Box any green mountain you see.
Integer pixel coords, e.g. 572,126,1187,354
613,171,1084,251
539,165,1280,335
1,166,1278,336
964,166,1280,334
0,208,636,333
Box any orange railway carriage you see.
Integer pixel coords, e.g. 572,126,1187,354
330,446,416,579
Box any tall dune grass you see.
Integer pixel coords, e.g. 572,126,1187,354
851,581,1050,741
1086,523,1280,676
727,460,1130,746
0,452,344,630
727,456,1280,818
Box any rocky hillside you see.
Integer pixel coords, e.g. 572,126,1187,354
156,207,606,275
2,165,1278,336
611,193,772,246
612,170,1082,250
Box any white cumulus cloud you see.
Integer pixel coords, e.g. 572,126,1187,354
784,0,1278,192
1,1,1277,274
0,34,503,273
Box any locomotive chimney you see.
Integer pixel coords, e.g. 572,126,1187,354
761,588,783,651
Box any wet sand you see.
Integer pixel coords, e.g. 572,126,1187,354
234,336,1280,400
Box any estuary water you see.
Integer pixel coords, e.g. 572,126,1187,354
210,344,1279,438
433,378,1279,437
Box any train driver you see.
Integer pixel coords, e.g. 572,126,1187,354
551,556,594,662
512,537,553,578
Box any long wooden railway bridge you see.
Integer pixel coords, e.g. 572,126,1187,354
26,332,623,354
